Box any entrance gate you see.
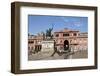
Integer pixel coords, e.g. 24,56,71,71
64,40,69,51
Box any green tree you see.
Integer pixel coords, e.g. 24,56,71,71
46,27,53,39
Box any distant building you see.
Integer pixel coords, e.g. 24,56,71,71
28,28,88,53
28,33,43,53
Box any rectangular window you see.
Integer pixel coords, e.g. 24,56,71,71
28,41,34,44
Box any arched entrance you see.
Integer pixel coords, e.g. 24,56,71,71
64,40,69,51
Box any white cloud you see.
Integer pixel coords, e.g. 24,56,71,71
74,22,82,27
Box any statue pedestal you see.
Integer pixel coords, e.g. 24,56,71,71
41,40,54,57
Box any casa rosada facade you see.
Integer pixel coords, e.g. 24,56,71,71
28,28,88,53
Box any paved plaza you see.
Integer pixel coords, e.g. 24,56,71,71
28,50,88,61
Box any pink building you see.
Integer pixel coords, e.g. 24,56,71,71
28,28,88,53
28,34,43,53
53,28,88,52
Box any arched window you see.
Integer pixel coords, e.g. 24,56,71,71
28,47,30,50
63,33,69,36
55,34,59,37
73,33,77,36
60,40,62,43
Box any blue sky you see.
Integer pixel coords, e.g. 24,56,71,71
28,15,88,35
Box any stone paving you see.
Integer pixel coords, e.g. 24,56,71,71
28,50,88,61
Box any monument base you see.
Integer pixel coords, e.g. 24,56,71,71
41,40,54,57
